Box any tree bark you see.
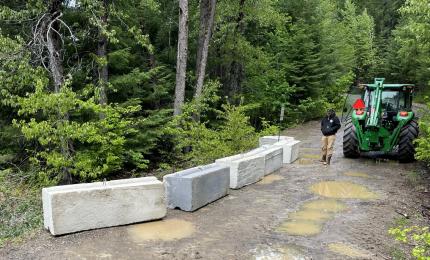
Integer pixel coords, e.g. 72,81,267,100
173,0,189,116
47,0,64,93
229,0,245,99
97,0,109,107
46,0,72,184
194,0,216,99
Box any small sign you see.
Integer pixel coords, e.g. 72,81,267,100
280,105,285,122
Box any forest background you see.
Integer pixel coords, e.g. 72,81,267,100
0,0,429,251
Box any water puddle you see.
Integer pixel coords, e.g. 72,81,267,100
277,220,322,236
328,243,370,258
295,158,314,165
277,199,347,237
252,244,310,260
310,181,377,199
128,219,195,242
344,172,370,178
302,199,346,213
258,175,284,185
301,154,321,160
289,209,332,222
280,245,311,260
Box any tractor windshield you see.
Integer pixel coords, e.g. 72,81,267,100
364,90,407,112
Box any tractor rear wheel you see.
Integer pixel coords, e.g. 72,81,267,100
343,118,360,158
398,120,419,163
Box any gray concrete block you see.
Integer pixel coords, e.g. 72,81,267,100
163,163,230,212
246,145,283,175
259,136,295,146
273,139,301,164
216,153,265,189
42,177,166,235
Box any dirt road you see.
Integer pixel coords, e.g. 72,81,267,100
1,121,428,259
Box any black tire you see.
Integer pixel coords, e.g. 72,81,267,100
343,118,360,158
398,119,419,163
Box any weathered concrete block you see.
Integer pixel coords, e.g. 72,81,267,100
259,136,295,147
163,163,230,212
246,146,283,175
273,140,301,164
216,153,265,189
42,177,166,235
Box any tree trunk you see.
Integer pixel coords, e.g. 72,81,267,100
46,0,72,184
97,0,109,107
173,0,189,116
229,0,245,100
194,0,216,99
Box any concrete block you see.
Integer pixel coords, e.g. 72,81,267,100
245,146,283,175
163,163,230,212
273,140,301,164
42,177,166,235
216,153,265,189
259,136,295,146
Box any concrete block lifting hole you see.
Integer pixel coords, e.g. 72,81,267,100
163,163,230,212
259,136,295,147
42,177,166,236
216,153,265,189
245,146,283,175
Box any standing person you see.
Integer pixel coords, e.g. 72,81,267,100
320,109,341,165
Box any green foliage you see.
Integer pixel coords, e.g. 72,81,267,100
14,79,146,181
389,223,430,259
393,0,430,87
415,101,430,164
166,81,278,166
0,170,44,247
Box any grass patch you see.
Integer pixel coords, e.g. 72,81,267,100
0,174,43,247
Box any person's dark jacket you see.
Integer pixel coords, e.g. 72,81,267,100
321,113,341,136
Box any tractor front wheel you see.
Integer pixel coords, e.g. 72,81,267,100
398,120,419,163
343,118,360,158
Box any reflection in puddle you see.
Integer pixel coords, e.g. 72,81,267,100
328,243,370,258
344,172,370,178
277,220,322,236
310,181,377,199
128,219,195,241
258,175,284,185
301,154,320,159
302,199,346,213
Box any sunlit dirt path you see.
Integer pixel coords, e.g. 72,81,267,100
1,121,426,259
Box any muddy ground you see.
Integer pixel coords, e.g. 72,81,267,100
1,121,429,260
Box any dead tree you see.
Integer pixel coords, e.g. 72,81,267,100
173,0,189,116
31,0,74,183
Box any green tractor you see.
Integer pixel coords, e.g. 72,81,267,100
343,78,419,162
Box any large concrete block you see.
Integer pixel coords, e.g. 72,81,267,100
163,163,230,212
216,153,265,189
273,139,301,164
259,135,295,146
42,177,166,235
245,146,283,175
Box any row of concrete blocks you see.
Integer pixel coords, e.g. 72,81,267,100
42,136,300,235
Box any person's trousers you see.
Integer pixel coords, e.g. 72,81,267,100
321,135,336,157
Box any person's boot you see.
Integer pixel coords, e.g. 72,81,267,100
325,155,332,165
320,155,326,163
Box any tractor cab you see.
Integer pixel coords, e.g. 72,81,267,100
362,84,414,131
